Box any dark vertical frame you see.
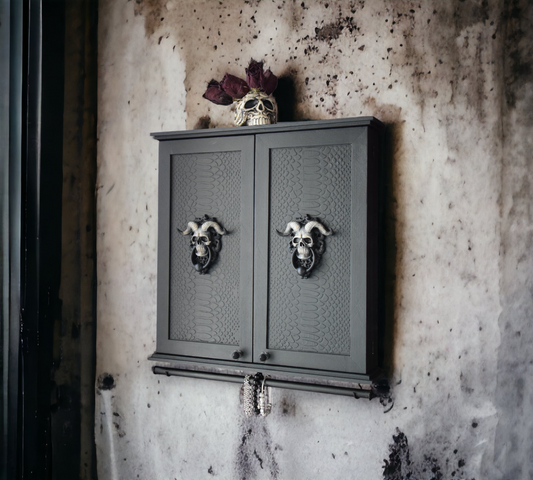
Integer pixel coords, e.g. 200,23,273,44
1,0,23,477
9,0,24,474
21,0,65,477
19,0,49,477
365,126,381,374
55,1,98,477
1,0,98,477
41,0,67,478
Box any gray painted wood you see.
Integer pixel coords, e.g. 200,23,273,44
254,127,370,373
151,117,384,141
156,136,255,363
154,118,383,382
149,353,377,384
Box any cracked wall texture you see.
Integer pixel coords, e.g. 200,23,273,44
96,0,533,478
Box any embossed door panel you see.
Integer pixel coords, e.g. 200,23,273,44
254,128,377,374
157,136,254,362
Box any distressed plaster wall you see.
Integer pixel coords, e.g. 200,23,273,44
96,1,533,478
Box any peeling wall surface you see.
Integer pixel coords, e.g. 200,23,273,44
96,1,533,478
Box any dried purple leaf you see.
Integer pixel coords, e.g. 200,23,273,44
245,59,264,90
261,68,278,95
220,73,250,99
202,79,233,105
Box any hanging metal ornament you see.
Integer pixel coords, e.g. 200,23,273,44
243,373,272,417
258,376,272,417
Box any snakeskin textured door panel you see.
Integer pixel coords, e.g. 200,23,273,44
254,128,375,373
156,136,254,362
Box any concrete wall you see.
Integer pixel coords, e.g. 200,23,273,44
96,1,533,478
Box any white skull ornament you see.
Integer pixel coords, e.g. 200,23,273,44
235,90,277,126
291,230,314,259
277,216,333,278
180,216,227,274
191,232,211,257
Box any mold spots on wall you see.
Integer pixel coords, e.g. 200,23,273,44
382,429,412,479
112,412,127,438
383,429,468,480
133,0,167,38
502,0,533,110
376,1,499,123
493,2,533,478
313,16,358,43
278,393,297,416
235,418,280,480
97,372,116,391
194,115,214,129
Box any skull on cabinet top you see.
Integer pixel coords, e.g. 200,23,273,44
234,90,277,126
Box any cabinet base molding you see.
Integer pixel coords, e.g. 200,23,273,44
151,365,389,400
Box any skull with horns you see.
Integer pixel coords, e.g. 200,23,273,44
179,215,227,274
277,215,333,278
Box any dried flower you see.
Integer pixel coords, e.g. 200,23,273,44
203,59,277,108
220,74,250,99
202,80,233,105
261,68,278,95
245,59,265,90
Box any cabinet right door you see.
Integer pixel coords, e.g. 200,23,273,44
254,127,378,375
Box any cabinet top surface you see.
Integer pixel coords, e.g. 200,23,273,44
151,116,384,141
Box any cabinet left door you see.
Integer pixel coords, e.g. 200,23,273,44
156,135,255,363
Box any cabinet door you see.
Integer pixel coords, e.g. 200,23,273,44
254,127,377,374
157,136,254,362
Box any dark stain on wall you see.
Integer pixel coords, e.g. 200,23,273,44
494,0,533,478
194,115,214,129
378,0,498,124
235,418,280,480
97,373,116,391
313,16,358,43
382,429,412,479
278,394,297,416
113,414,126,438
383,429,468,480
133,0,166,38
502,0,533,110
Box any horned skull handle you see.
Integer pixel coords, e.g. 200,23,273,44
276,215,333,279
179,215,227,274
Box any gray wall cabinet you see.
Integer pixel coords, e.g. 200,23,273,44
151,117,384,386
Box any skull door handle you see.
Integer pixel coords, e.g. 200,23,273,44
277,215,333,279
179,215,227,274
